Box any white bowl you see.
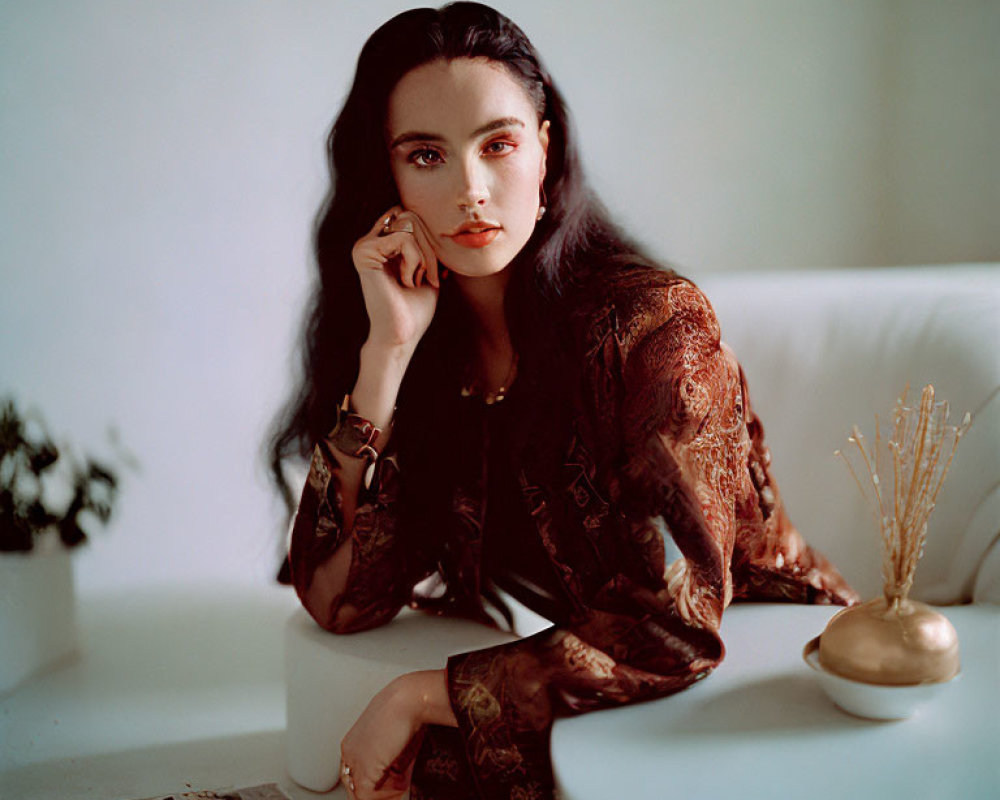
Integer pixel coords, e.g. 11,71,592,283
802,636,959,720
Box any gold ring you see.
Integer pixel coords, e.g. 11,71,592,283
379,214,394,236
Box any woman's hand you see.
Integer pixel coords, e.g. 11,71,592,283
352,205,444,353
338,669,457,799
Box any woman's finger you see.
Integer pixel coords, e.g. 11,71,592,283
414,230,440,289
403,213,441,288
386,210,437,289
369,206,403,239
379,213,422,286
363,229,422,287
366,207,440,290
393,233,424,288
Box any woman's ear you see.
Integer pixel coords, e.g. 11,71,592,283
538,119,550,181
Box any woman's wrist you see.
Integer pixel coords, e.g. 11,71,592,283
361,337,417,370
351,341,412,435
393,669,458,728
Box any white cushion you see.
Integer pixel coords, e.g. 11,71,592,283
699,265,1000,603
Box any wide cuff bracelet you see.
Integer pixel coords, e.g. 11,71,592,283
329,394,382,463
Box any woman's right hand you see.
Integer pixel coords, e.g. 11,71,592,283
352,205,443,352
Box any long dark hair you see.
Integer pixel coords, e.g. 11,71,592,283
266,2,669,587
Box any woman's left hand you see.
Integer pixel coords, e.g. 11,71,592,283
338,672,430,799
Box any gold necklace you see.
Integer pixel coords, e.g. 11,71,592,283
461,351,519,405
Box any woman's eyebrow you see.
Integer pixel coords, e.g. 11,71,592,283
388,116,526,150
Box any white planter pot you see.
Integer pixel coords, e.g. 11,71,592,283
0,530,80,695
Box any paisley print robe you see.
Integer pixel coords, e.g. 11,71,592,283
288,269,859,799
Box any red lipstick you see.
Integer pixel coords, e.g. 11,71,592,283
452,229,500,248
448,220,502,249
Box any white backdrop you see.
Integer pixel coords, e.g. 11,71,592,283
1,0,997,593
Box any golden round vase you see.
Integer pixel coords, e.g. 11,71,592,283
819,597,960,685
804,597,961,720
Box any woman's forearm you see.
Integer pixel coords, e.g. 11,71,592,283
292,340,416,628
338,339,414,528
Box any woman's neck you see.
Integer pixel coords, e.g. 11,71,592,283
451,269,512,356
450,269,517,394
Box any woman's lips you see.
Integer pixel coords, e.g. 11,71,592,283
450,228,500,248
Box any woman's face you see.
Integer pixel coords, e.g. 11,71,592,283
385,57,550,278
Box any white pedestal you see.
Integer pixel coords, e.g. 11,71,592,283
0,537,79,696
284,607,521,792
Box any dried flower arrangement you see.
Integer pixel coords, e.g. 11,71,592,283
817,384,971,686
0,396,128,553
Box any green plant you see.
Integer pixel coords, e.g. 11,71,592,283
0,396,124,553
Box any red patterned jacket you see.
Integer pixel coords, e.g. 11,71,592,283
288,267,858,799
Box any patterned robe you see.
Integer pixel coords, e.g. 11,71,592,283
288,268,859,799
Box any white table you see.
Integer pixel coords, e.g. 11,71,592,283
284,602,1000,800
552,604,999,800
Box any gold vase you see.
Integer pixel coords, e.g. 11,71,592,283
818,596,960,686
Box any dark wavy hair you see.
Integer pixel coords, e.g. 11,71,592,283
266,2,667,588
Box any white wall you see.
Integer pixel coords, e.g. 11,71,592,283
882,0,1000,265
530,0,892,271
1,1,996,593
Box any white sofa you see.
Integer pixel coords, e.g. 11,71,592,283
285,265,1000,799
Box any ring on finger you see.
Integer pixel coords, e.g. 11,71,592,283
341,763,356,792
379,214,395,237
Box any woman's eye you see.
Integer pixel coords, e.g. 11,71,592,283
408,149,442,167
484,140,515,156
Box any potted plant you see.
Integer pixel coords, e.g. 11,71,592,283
0,396,125,695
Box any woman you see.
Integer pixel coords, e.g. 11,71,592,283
268,4,858,799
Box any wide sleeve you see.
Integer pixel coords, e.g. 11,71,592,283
441,282,752,799
288,434,434,634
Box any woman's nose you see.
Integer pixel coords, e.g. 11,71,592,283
456,160,489,209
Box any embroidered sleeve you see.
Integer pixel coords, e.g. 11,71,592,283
445,586,724,799
288,436,433,633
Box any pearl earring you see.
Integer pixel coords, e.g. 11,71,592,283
536,184,547,221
